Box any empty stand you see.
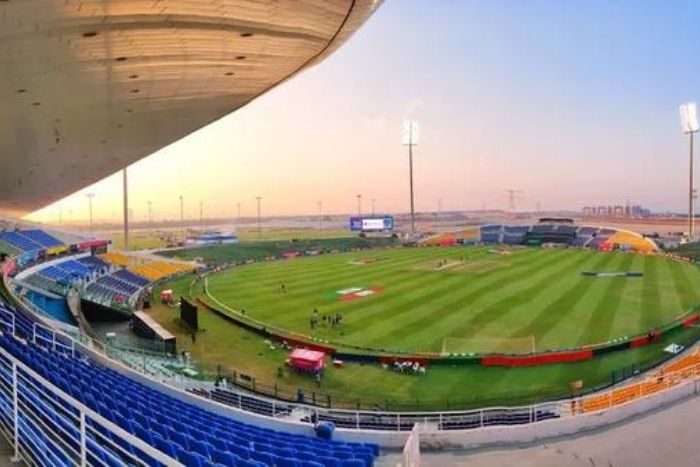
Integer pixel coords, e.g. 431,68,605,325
0,299,379,466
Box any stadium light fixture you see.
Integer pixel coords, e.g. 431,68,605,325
680,102,699,239
356,194,362,216
402,120,419,233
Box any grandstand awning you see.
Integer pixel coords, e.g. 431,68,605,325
0,1,383,217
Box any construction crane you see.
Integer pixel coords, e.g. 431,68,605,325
504,189,524,211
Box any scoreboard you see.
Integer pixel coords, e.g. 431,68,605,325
349,216,394,233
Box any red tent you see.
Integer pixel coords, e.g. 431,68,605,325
289,348,325,373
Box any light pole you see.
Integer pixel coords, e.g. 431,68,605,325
371,198,376,216
85,193,94,232
680,102,699,239
122,168,129,250
256,196,262,239
402,120,419,233
357,194,362,216
317,201,323,231
199,201,204,231
179,195,184,242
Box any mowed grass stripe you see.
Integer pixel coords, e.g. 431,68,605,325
222,246,480,304
212,247,453,315
204,245,700,353
576,253,635,345
251,248,496,323
427,250,597,350
667,259,700,311
509,250,617,348
539,252,622,349
608,253,648,338
365,249,575,349
638,255,662,330
335,249,548,347
272,248,542,340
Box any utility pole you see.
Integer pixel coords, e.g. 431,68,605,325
179,195,184,242
256,196,262,239
199,201,204,231
504,189,524,211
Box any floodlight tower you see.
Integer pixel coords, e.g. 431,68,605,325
85,193,95,232
402,120,419,233
680,102,699,239
122,168,129,251
356,194,362,216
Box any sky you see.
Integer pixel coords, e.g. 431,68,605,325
26,0,700,224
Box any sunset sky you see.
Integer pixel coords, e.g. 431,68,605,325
26,0,700,224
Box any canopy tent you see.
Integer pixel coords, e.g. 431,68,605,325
289,348,325,374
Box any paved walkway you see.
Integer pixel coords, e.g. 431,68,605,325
416,393,700,467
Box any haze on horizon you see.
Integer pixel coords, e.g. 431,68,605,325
25,0,700,225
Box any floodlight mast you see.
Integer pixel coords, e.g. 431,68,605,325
122,169,129,251
402,121,419,234
681,102,699,239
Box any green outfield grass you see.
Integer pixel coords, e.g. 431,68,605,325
205,247,700,354
147,245,700,409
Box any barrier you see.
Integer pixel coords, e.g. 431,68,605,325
481,349,593,367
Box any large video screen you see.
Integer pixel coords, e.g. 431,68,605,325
180,297,199,331
349,216,394,232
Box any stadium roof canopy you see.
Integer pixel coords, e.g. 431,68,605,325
0,0,381,218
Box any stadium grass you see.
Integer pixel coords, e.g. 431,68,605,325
203,247,700,353
147,246,700,410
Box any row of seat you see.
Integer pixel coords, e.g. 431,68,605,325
0,231,45,252
0,299,379,466
580,351,700,413
130,261,193,281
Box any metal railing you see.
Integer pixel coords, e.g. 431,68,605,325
0,342,180,466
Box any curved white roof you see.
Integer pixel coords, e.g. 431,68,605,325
0,0,382,217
